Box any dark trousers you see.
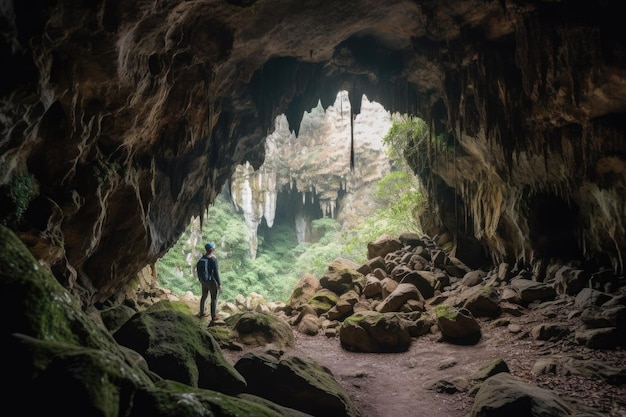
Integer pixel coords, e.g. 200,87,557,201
199,280,219,318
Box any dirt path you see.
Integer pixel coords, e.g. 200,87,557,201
219,312,626,417
185,292,625,417
288,331,478,417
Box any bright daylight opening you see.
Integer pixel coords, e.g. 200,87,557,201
157,90,425,304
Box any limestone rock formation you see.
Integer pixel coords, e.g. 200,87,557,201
229,92,392,258
0,1,624,307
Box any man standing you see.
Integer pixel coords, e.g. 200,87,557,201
196,242,222,321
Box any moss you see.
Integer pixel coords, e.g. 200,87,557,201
145,300,192,315
1,225,121,350
146,379,285,416
206,326,236,344
0,173,38,226
287,286,304,302
440,241,454,253
11,173,37,209
309,290,338,305
489,318,510,328
435,304,457,320
91,160,122,185
308,298,334,313
343,311,384,325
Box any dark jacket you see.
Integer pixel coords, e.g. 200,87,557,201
196,254,221,285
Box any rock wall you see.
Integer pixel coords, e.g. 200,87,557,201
404,3,626,271
0,0,624,305
229,92,392,258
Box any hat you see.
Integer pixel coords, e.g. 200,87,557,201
205,242,215,251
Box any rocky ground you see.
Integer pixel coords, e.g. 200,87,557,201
188,295,626,417
175,234,626,417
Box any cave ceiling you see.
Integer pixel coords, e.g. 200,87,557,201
1,0,625,304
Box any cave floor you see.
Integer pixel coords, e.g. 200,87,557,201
217,306,626,417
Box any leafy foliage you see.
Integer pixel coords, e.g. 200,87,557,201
290,218,346,277
158,116,429,305
383,115,428,169
383,114,452,176
157,194,248,302
0,173,38,227
374,171,423,232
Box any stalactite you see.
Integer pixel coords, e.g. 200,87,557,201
199,67,218,232
208,70,215,140
428,116,435,212
350,107,355,171
406,81,411,115
455,116,460,238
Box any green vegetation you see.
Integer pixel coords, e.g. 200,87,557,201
0,173,38,227
436,304,457,319
384,114,454,173
157,116,429,304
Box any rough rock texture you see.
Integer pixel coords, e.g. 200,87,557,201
1,0,625,305
229,92,391,258
1,224,335,417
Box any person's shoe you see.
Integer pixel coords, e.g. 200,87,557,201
197,312,208,318
212,315,220,321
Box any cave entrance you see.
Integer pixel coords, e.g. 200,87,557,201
157,90,423,304
230,90,395,257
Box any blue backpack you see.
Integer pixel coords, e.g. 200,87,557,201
196,256,213,282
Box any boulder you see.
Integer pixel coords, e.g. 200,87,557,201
227,311,296,350
235,353,360,417
339,311,411,353
471,372,574,417
436,305,481,345
114,308,247,394
367,234,403,259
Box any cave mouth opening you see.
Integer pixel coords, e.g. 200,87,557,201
230,89,404,251
527,193,582,259
157,89,423,304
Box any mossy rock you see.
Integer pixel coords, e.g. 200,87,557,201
308,288,339,315
227,311,295,349
470,358,510,383
340,311,411,353
100,303,138,333
9,332,157,415
113,309,246,394
145,299,193,315
134,379,291,417
0,225,125,352
234,353,359,417
436,305,482,345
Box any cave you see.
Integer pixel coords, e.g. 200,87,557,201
1,0,624,310
272,182,328,244
3,1,626,416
